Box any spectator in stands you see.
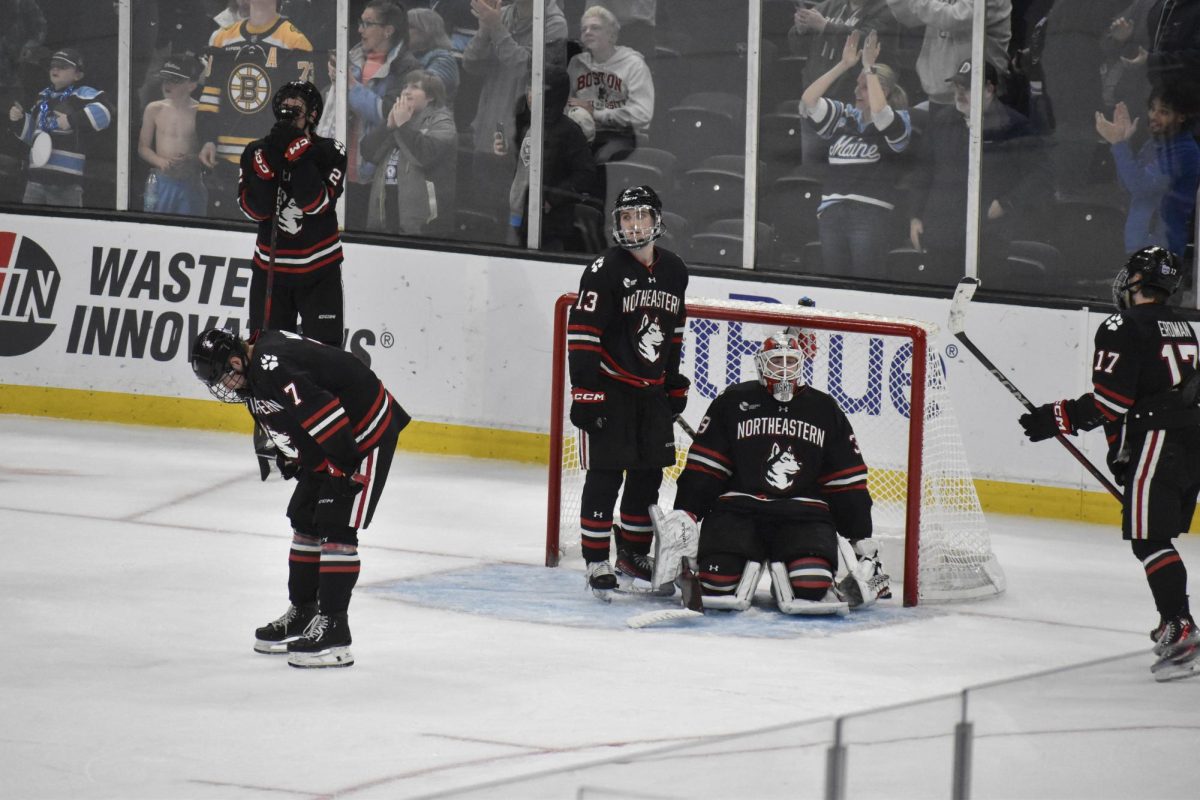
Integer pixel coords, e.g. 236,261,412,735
800,30,913,278
8,48,113,208
198,0,314,220
361,69,457,235
0,0,45,201
137,54,206,216
1096,87,1200,258
885,0,1012,107
415,0,477,51
463,0,567,226
342,0,422,230
500,67,598,250
906,59,1050,274
1141,0,1200,120
567,5,654,164
213,0,250,30
408,7,459,106
1039,0,1129,197
593,0,655,57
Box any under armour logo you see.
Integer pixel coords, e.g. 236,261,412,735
592,511,604,518
647,276,656,284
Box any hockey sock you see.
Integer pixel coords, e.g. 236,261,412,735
1133,540,1190,620
698,553,745,596
580,468,622,562
318,542,360,615
785,556,834,601
288,532,322,606
619,469,664,555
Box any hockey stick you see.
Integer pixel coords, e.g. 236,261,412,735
674,413,697,439
261,175,287,334
948,277,1122,500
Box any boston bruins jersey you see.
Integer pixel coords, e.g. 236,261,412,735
238,133,347,281
1091,303,1199,459
246,330,410,476
676,381,872,538
199,15,315,164
567,245,688,391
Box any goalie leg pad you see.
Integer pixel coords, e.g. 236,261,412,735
701,559,763,611
770,562,848,616
650,504,699,591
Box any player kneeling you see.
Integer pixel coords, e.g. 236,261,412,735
650,333,889,615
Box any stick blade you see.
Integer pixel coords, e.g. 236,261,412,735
627,608,704,629
948,276,981,335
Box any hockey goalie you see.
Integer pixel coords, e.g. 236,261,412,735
651,332,890,616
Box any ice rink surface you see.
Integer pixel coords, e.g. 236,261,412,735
3,415,1198,799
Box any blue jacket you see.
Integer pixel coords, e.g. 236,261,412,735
1112,131,1200,257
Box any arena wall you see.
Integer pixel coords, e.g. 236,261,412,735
0,214,1128,525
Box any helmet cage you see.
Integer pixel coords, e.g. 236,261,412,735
611,204,664,249
272,80,324,127
755,334,806,402
1113,246,1182,310
190,329,251,404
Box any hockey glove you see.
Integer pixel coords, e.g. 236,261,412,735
265,119,304,162
1107,449,1130,488
665,373,690,416
1019,394,1102,442
569,387,607,432
325,464,368,497
251,147,278,182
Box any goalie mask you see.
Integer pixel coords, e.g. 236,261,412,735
1112,246,1182,310
272,80,324,127
611,185,664,249
190,328,251,404
755,333,806,402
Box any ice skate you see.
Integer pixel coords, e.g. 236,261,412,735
254,602,317,654
586,560,617,602
1151,615,1200,682
616,548,674,596
287,613,354,668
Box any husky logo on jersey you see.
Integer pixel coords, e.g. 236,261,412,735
636,314,664,362
228,61,272,114
259,353,279,370
765,442,801,490
590,257,604,273
1105,314,1124,332
278,198,303,235
262,424,299,458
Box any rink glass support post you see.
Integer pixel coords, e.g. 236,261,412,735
825,718,846,800
953,690,974,800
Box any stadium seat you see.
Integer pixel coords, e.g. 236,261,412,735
760,174,821,261
1043,199,1127,288
664,92,745,171
689,232,744,267
677,158,746,228
759,112,804,172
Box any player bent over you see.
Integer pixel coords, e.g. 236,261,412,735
190,328,410,668
1019,246,1200,682
652,333,889,614
568,185,690,600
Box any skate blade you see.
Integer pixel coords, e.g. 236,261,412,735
1153,657,1200,682
627,608,703,629
287,646,354,669
254,638,294,654
615,572,676,597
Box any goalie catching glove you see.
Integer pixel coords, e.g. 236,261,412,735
649,505,699,592
837,539,891,609
1018,393,1104,442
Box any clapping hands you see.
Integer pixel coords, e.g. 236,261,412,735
1095,101,1138,145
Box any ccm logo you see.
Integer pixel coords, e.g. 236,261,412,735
572,390,606,403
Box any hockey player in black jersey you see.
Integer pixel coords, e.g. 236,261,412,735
238,80,348,347
190,327,410,668
567,185,690,599
651,333,888,615
1020,246,1200,682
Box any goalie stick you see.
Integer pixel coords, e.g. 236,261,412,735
948,277,1122,500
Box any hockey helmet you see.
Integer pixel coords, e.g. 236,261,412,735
190,328,250,403
611,184,664,249
755,332,806,402
272,80,324,127
1112,246,1183,310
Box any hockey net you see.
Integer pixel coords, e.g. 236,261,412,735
545,295,1005,606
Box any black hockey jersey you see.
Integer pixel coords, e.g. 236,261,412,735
199,16,315,165
675,381,872,538
245,330,410,475
567,245,688,390
238,134,347,280
1090,303,1199,460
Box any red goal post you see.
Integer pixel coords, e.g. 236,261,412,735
545,294,1005,607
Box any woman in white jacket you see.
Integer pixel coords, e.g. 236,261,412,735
567,5,655,163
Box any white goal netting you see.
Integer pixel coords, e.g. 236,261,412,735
546,297,1005,605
